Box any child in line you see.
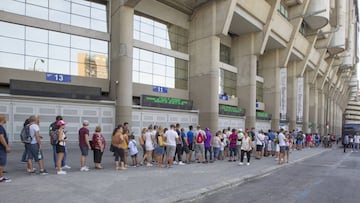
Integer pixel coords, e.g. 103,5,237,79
128,133,138,167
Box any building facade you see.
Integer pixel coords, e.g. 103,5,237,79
0,0,358,141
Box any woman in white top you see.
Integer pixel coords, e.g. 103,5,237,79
141,126,155,166
239,132,252,166
212,131,221,160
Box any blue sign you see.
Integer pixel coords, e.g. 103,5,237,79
219,94,228,101
46,73,71,83
153,86,168,93
256,102,259,108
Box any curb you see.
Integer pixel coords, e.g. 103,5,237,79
169,149,330,203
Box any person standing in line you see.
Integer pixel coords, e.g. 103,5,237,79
228,129,238,162
255,130,265,159
0,115,11,183
186,125,195,163
78,120,91,172
26,115,48,175
92,126,105,169
212,131,221,161
49,116,70,169
141,125,155,167
194,125,206,163
128,132,138,167
343,134,349,153
20,118,30,163
204,128,213,163
180,128,190,164
284,133,291,163
164,124,179,168
55,120,68,175
154,126,166,168
174,123,184,165
237,129,244,160
239,132,252,166
353,134,360,152
278,128,286,165
111,126,126,170
139,128,146,160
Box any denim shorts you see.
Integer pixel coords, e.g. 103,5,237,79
80,147,89,156
26,143,42,162
0,150,7,166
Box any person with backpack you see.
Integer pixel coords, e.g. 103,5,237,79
26,115,48,175
154,126,166,168
296,131,304,150
55,120,68,175
204,127,213,163
186,125,195,163
49,116,71,170
0,115,11,183
194,125,206,163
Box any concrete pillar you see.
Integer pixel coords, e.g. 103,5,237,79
232,35,257,129
260,50,280,130
309,80,318,133
318,89,325,136
302,71,310,133
189,3,220,131
110,4,134,126
287,62,297,131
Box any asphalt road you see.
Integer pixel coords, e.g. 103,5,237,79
192,149,360,203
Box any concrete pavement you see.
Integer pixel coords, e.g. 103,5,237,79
0,143,331,203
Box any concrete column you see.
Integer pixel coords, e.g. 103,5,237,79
318,89,325,136
302,71,310,133
309,80,318,133
189,2,220,131
110,4,134,125
260,50,280,130
287,62,297,131
232,35,257,129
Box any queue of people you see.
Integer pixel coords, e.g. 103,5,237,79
0,113,329,182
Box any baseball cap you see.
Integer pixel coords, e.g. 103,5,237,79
83,120,89,126
57,120,67,126
205,127,210,131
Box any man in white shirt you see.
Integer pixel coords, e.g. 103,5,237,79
353,134,360,152
164,124,179,168
255,130,265,159
194,125,206,163
278,128,286,164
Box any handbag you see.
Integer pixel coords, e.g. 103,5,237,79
110,144,115,152
158,135,165,147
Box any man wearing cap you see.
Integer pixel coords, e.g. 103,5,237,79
78,120,91,171
49,116,71,169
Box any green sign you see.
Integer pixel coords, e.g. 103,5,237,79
219,104,245,116
141,95,193,110
256,112,272,120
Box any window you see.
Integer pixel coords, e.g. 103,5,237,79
1,0,107,32
256,81,263,102
0,21,108,78
219,69,236,97
220,44,231,64
133,48,188,89
134,14,188,53
278,3,288,19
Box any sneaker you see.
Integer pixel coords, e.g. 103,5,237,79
62,165,71,169
39,169,48,175
173,161,178,165
238,162,244,165
178,161,185,165
0,177,11,183
57,170,67,175
146,163,153,167
27,168,37,173
246,162,250,166
80,167,90,172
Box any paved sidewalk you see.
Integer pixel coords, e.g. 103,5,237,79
0,143,331,203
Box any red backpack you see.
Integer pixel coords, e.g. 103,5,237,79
196,132,204,143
